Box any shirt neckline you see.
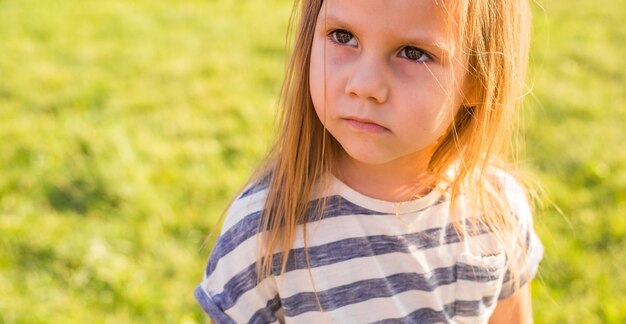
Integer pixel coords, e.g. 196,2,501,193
325,173,447,215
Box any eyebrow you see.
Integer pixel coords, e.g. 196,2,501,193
321,15,351,31
322,14,454,60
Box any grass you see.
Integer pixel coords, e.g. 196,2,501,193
0,0,624,322
525,0,626,322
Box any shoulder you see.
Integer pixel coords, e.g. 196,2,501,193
219,174,271,234
195,176,281,322
199,175,266,294
203,176,271,283
486,167,533,220
487,167,527,198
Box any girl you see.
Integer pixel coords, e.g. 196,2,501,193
195,0,543,323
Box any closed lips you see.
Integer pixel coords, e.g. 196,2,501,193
343,117,389,133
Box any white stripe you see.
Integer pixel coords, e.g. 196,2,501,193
453,314,493,324
276,245,466,297
220,189,267,234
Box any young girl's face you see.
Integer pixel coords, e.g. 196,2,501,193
309,0,472,168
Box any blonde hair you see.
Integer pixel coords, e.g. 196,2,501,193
247,0,533,297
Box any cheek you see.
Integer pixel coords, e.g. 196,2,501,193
395,81,460,132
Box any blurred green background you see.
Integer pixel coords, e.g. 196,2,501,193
0,0,624,322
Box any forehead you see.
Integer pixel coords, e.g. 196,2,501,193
319,0,460,36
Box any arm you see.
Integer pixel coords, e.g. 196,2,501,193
488,283,534,324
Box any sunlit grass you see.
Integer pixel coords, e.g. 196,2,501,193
526,0,626,322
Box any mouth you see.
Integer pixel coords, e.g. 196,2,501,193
342,117,389,134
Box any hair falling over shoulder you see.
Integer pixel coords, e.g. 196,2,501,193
247,0,534,295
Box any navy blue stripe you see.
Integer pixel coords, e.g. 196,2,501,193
457,261,505,282
281,263,500,317
213,253,499,313
212,262,258,311
455,296,498,316
239,174,271,198
276,222,489,274
315,194,390,217
194,285,236,324
373,302,454,323
249,294,282,324
205,195,385,277
372,296,496,324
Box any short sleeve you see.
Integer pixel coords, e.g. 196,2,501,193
496,172,544,299
195,190,283,323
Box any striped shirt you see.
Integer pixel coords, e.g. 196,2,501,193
195,172,543,323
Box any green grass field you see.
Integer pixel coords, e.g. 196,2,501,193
0,0,624,322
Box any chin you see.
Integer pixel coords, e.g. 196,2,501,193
341,146,398,166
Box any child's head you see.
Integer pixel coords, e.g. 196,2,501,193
279,0,531,178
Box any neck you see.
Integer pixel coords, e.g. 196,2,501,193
334,149,437,203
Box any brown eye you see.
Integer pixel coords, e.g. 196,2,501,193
401,46,429,62
332,30,354,45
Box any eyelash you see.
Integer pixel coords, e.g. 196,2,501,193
327,29,433,63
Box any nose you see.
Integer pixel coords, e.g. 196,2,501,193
344,56,389,104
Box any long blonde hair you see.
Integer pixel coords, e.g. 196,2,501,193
249,0,533,294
